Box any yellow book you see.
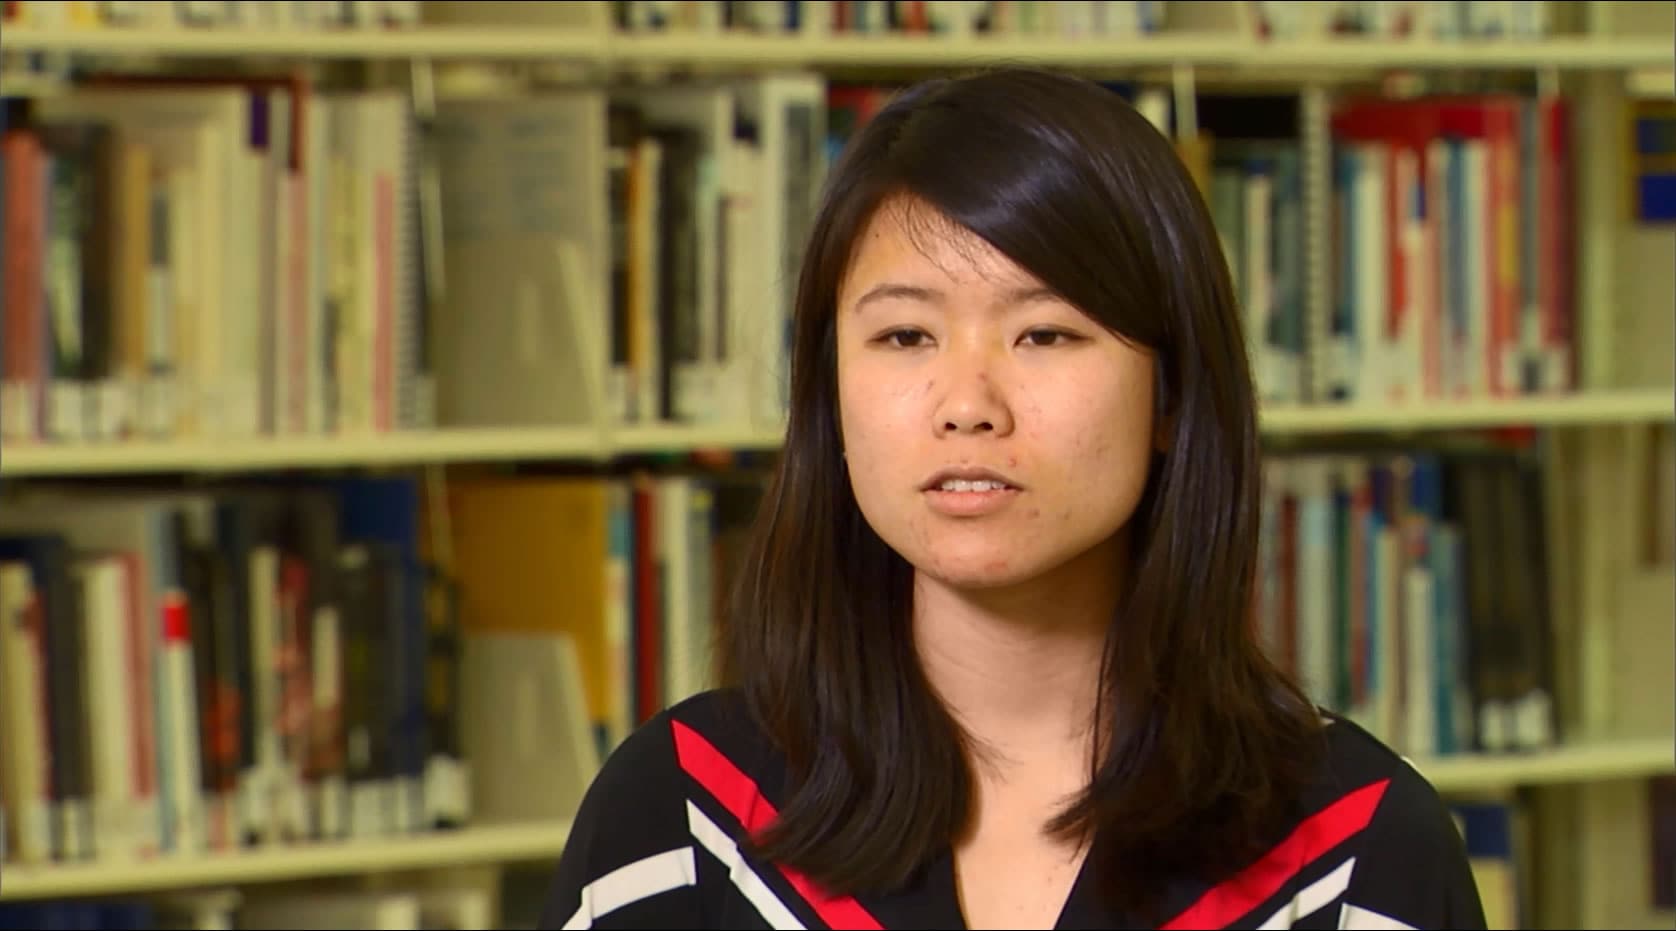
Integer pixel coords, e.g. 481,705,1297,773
445,477,619,737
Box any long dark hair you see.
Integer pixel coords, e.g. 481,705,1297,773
718,67,1325,921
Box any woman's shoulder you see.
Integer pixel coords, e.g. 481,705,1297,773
1283,710,1488,929
1306,710,1458,823
538,688,788,928
587,687,786,807
1166,712,1486,930
1283,709,1466,854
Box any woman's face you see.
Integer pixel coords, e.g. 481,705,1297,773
835,196,1159,597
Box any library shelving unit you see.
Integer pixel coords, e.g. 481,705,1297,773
0,2,1671,928
0,388,1670,478
0,819,575,902
1415,734,1675,796
2,737,1666,905
2,22,1674,69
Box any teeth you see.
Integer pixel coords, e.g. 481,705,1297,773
939,479,1009,492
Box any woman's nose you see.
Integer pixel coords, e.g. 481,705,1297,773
932,350,1014,438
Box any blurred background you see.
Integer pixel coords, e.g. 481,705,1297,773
0,1,1670,928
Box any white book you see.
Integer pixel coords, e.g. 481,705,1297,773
630,133,664,425
1461,140,1488,399
429,90,612,431
725,73,828,429
158,588,205,856
309,602,348,841
1404,566,1438,757
1397,147,1428,402
1296,460,1337,710
660,477,692,704
248,545,280,845
77,555,149,861
460,631,599,826
300,95,330,434
1376,527,1404,747
1351,143,1390,403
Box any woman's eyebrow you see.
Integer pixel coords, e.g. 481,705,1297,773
851,282,940,312
850,282,1059,311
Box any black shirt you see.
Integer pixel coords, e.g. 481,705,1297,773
538,689,1487,930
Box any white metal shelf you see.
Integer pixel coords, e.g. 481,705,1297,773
616,31,1256,68
2,389,1669,477
0,425,610,476
0,26,1668,70
1217,35,1674,70
1414,736,1675,794
0,819,574,901
608,421,790,456
621,34,1676,71
0,422,789,476
0,737,1666,901
1257,387,1676,435
0,25,606,59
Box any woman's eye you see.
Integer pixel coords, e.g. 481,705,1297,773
881,329,929,349
1022,328,1073,347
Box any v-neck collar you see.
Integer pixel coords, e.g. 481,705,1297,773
853,841,1124,930
849,831,1220,930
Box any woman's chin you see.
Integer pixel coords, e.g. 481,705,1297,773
909,549,1043,593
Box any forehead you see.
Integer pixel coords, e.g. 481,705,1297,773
839,195,1042,302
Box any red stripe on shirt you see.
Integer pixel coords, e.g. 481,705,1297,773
672,719,885,931
1161,777,1392,930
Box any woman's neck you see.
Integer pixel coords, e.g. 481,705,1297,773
911,535,1124,773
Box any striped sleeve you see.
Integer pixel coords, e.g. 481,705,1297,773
1154,740,1489,930
1334,765,1488,931
538,719,706,929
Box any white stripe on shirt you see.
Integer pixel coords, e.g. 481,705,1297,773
686,800,807,930
1256,857,1357,929
563,846,698,929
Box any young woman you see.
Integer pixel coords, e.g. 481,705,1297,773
539,68,1486,931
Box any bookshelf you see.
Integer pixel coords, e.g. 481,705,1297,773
0,737,1665,904
0,819,574,901
2,25,1671,70
0,1,1671,928
1414,736,1676,796
1257,389,1674,434
2,388,1670,477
